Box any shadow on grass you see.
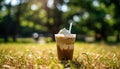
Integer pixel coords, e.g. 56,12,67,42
60,60,82,69
59,53,88,69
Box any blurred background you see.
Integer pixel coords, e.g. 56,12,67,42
0,0,120,43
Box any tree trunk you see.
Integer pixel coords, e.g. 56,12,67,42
95,33,102,41
13,1,21,42
13,20,19,42
116,32,120,42
4,3,12,42
4,22,9,42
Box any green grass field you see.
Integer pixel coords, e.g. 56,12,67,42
0,42,120,69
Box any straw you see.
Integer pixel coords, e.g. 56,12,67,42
69,22,73,33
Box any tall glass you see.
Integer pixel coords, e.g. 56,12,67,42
55,34,76,60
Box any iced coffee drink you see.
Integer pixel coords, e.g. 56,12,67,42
55,28,76,60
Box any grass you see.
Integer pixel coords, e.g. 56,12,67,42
0,42,120,69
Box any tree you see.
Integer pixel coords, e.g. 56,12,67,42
101,0,120,42
1,0,12,42
0,0,31,42
0,0,120,42
66,0,116,41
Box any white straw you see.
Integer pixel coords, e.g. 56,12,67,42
69,22,73,33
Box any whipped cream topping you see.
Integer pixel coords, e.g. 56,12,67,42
57,28,75,38
58,28,70,34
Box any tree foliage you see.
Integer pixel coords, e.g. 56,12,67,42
0,0,120,42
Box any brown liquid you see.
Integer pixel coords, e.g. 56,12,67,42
57,45,73,60
55,36,75,60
